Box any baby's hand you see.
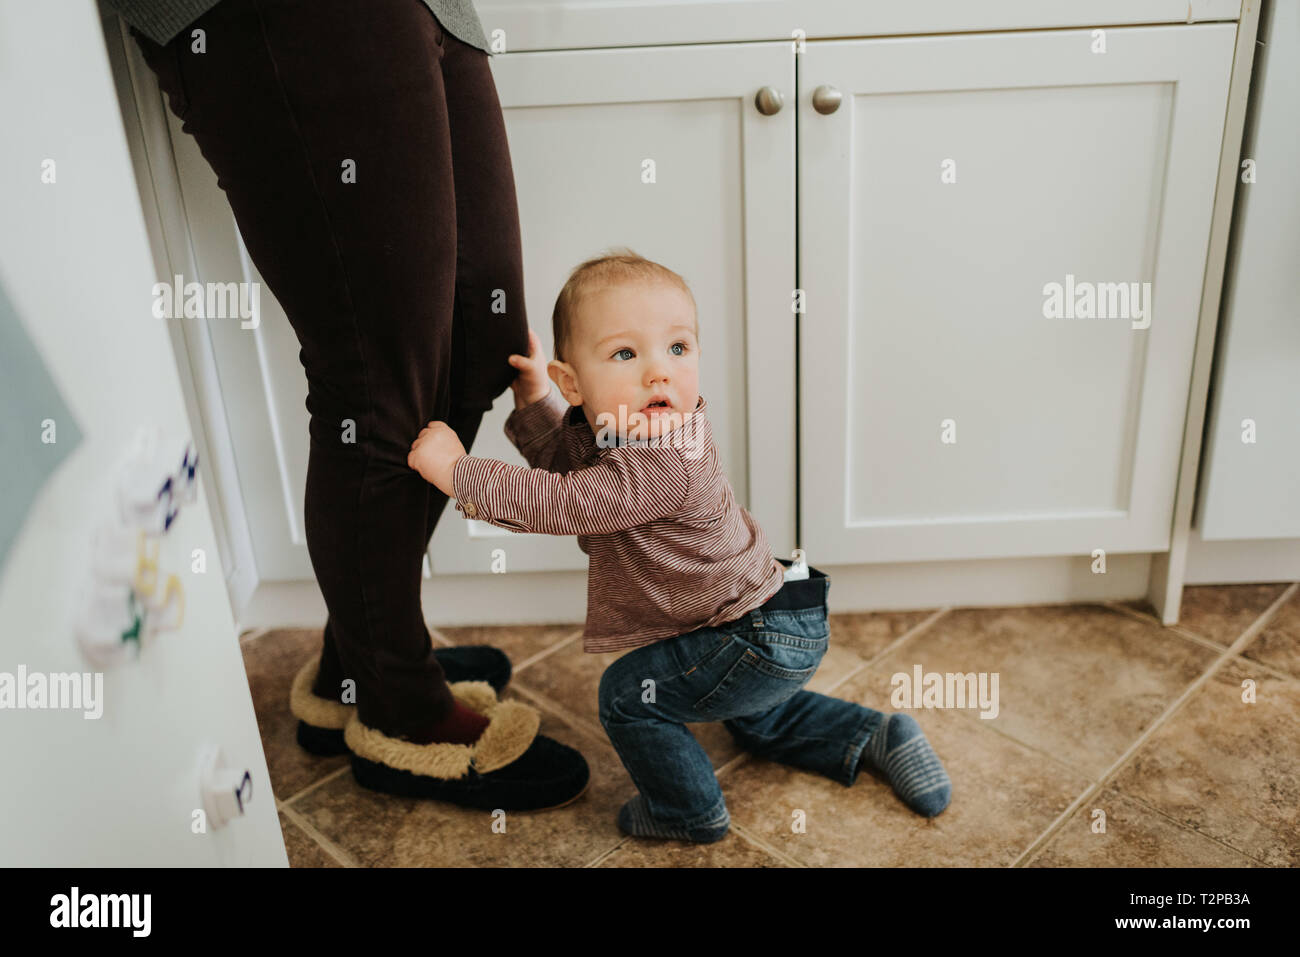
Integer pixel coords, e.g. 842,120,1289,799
408,421,466,496
507,328,552,406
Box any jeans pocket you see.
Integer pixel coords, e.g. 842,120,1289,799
692,636,823,719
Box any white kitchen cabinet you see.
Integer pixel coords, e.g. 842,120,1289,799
798,24,1237,565
473,0,1242,52
1196,0,1300,542
432,41,797,574
163,40,795,582
117,1,1265,623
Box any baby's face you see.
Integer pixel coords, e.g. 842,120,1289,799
550,280,701,445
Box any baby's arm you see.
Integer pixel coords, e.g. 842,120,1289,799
503,327,572,473
503,382,573,475
451,445,689,536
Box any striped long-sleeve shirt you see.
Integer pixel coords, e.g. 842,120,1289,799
451,384,786,653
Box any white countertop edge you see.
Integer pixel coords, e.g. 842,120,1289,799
473,0,1244,54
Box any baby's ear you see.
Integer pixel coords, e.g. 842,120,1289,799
548,360,582,405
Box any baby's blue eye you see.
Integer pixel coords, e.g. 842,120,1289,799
671,342,687,356
613,348,634,361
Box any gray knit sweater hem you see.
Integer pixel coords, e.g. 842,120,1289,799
105,0,491,54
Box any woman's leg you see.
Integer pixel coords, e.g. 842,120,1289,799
422,23,530,543
328,14,530,681
131,0,480,738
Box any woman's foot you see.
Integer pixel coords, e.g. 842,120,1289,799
345,681,590,811
291,644,512,756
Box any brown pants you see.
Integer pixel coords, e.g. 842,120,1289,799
131,0,529,736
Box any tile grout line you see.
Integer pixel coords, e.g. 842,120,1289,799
1013,591,1293,868
584,837,631,867
505,679,613,752
425,623,586,674
1106,788,1274,867
730,823,809,867
279,801,361,867
869,600,1231,784
511,630,586,672
1101,599,1218,641
1105,599,1258,654
1012,582,1299,867
1226,652,1300,685
1103,594,1299,656
580,821,804,868
949,708,1107,783
924,600,1295,793
1103,598,1300,683
715,752,751,779
280,763,351,808
822,607,954,696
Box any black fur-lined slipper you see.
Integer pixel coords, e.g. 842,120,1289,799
346,681,590,811
290,644,513,756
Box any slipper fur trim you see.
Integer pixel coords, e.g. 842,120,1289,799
289,658,353,730
343,682,538,780
290,655,496,730
448,680,498,717
345,716,474,779
469,700,540,774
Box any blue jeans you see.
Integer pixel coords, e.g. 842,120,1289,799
597,562,884,838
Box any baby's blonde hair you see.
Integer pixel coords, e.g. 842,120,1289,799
551,248,698,364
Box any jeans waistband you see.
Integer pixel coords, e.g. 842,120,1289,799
756,558,828,613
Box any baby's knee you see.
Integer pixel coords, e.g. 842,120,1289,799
597,664,646,727
596,667,621,724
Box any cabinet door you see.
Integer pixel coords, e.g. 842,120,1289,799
799,25,1235,564
1197,0,1300,541
431,41,796,574
167,42,794,582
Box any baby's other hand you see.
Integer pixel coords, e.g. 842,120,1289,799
507,328,552,406
408,421,466,495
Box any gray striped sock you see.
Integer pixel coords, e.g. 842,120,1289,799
617,794,729,843
861,713,952,817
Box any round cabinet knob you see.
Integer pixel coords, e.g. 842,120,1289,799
812,84,842,115
754,86,784,115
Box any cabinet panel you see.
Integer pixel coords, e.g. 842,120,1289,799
433,42,797,574
1198,0,1300,540
170,42,794,581
800,25,1236,564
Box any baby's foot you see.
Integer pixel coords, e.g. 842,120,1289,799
860,713,951,817
617,794,730,843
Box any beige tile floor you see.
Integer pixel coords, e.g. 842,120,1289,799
239,583,1300,867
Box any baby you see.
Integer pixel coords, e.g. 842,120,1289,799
409,250,951,841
